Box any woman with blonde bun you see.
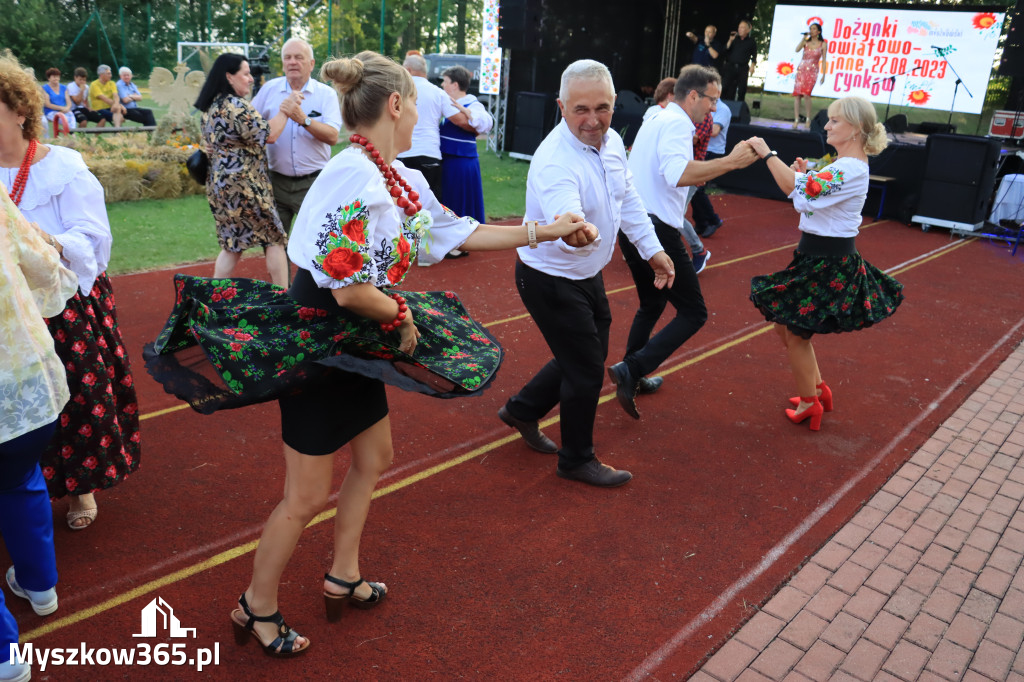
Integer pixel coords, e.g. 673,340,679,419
747,96,903,432
146,51,595,657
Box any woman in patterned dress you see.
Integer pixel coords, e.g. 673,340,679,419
195,54,289,286
0,53,141,529
747,97,903,431
148,51,595,657
793,23,827,128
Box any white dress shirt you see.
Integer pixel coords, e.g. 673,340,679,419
643,104,665,122
628,102,696,232
459,94,493,134
398,76,459,161
518,119,663,280
250,76,344,177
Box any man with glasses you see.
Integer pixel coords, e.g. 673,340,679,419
607,65,758,419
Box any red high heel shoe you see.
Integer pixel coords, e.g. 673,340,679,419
789,381,833,412
786,396,824,431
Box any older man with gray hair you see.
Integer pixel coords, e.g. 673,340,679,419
397,52,468,202
116,66,157,126
88,65,125,127
497,59,675,488
251,38,342,235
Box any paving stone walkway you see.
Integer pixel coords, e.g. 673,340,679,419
693,340,1024,682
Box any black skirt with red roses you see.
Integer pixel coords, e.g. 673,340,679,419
749,233,904,339
41,273,141,499
142,272,504,418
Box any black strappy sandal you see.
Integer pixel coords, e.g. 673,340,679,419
323,574,388,622
230,593,309,657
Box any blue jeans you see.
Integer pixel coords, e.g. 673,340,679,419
1,421,59,664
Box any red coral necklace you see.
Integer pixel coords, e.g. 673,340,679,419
348,134,422,216
9,138,38,207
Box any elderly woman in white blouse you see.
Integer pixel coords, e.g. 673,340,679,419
0,53,141,530
748,96,904,432
1,186,77,682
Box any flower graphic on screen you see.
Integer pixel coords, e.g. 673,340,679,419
907,89,931,106
777,62,795,76
972,12,997,29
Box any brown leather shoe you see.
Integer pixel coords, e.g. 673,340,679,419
556,459,632,487
498,406,557,453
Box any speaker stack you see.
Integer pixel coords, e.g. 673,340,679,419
912,134,1002,232
508,91,557,158
720,99,750,125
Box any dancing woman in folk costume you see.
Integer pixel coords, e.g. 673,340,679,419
145,50,595,657
747,97,904,431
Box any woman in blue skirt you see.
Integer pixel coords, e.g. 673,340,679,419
747,97,903,431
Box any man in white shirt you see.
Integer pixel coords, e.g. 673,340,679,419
397,53,468,199
642,77,676,122
251,38,343,235
497,60,675,488
608,65,758,419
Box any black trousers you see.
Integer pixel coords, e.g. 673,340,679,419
721,62,750,102
689,185,720,231
505,260,611,468
617,218,707,379
399,155,443,199
125,107,157,126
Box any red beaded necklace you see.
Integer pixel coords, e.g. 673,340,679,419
9,138,37,207
348,133,422,216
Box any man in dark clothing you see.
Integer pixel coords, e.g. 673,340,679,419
722,20,758,102
685,25,723,68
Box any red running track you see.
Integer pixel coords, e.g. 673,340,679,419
3,194,1023,681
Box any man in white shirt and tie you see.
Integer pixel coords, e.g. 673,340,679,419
397,53,468,200
497,60,675,488
251,38,343,235
607,65,758,419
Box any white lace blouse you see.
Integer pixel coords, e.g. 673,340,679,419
0,186,77,443
288,146,479,289
0,145,113,294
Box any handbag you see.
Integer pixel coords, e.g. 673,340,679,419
186,149,209,185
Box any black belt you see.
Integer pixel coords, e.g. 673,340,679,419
272,170,320,181
797,233,857,256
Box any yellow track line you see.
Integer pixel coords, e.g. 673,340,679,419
32,226,950,642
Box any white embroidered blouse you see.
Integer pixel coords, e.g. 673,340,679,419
0,185,77,443
288,145,479,289
0,145,113,295
788,156,869,239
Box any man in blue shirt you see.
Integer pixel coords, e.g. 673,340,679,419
116,67,157,126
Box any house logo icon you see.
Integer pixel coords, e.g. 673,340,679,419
132,597,197,638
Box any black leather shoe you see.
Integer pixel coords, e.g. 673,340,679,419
607,362,640,419
498,406,557,453
556,459,632,487
701,219,723,238
637,376,663,394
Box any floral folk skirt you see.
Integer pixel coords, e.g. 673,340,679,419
749,234,904,338
143,274,504,414
42,273,142,499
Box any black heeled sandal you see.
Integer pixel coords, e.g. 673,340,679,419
230,593,309,657
323,574,387,622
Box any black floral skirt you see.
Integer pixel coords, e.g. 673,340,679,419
143,274,504,414
42,273,142,499
749,234,904,338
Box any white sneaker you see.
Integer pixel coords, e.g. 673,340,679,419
0,660,30,682
6,567,57,616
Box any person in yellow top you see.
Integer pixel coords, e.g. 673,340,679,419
87,64,125,127
0,184,77,682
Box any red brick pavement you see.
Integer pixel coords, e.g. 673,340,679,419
693,340,1024,682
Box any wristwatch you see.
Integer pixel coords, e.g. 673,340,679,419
763,150,779,162
302,117,312,128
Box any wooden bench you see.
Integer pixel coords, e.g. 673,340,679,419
867,175,897,220
71,126,157,134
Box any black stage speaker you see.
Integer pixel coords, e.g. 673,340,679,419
884,114,908,134
510,91,557,156
499,0,542,49
809,108,830,135
720,99,750,125
917,121,957,135
915,134,1001,225
612,89,647,147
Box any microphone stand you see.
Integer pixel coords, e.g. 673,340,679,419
933,47,973,129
